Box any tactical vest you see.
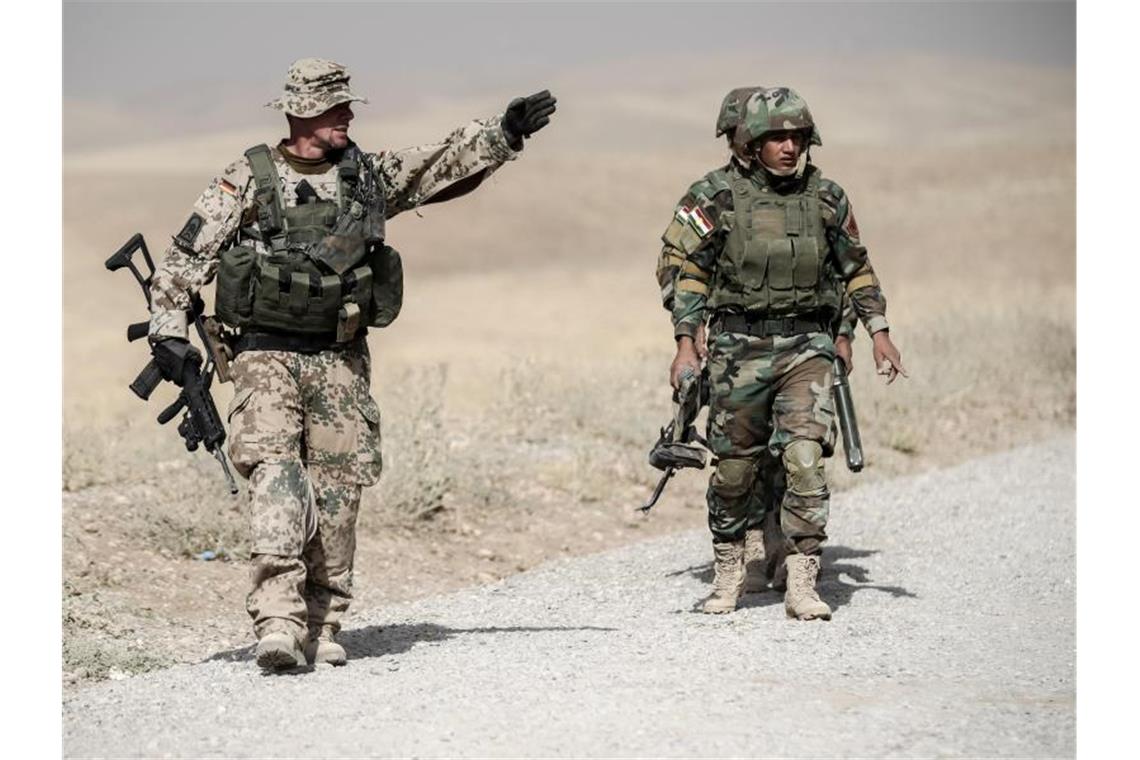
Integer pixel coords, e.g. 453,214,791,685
215,144,403,341
708,165,842,317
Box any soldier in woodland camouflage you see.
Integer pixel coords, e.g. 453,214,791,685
148,58,556,669
655,86,905,618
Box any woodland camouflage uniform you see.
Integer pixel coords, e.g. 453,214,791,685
656,86,890,617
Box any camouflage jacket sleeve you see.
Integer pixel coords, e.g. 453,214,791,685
657,172,732,340
819,178,889,336
374,115,519,218
837,294,857,340
148,158,253,340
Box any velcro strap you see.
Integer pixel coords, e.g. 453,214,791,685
676,278,710,296
320,275,342,301
680,259,709,277
785,202,804,235
846,272,878,293
289,272,310,314
337,303,361,343
660,250,686,269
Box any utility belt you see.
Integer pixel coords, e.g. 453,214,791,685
711,311,829,338
232,329,368,356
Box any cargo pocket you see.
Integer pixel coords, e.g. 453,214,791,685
226,387,257,480
355,396,383,486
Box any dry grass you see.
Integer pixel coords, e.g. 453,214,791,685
61,53,1074,687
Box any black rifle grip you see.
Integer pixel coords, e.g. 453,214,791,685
127,321,149,342
130,360,165,401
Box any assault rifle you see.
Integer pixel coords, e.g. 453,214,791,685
639,366,710,513
106,233,239,495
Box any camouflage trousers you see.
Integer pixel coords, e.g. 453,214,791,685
226,342,382,644
705,329,837,555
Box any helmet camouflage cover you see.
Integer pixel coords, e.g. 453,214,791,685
715,86,763,137
731,86,822,154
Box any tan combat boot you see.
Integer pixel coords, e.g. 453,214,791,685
305,626,347,666
743,528,768,593
702,540,746,613
255,630,305,671
783,554,832,621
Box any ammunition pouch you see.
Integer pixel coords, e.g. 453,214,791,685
215,143,402,339
709,166,843,316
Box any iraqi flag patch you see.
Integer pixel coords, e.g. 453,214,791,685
676,205,714,238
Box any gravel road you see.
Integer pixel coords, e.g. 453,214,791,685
64,436,1074,758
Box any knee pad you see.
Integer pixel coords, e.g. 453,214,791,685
782,439,827,497
711,458,758,499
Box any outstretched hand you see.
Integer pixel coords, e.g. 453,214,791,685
502,90,557,149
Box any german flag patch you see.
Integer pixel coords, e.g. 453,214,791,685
218,179,238,197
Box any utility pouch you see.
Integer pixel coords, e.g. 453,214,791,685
215,245,257,328
765,239,797,311
308,210,368,275
367,244,404,328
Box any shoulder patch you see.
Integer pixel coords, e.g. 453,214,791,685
675,204,714,239
174,212,205,249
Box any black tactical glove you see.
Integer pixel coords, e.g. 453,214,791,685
501,90,557,150
150,337,203,386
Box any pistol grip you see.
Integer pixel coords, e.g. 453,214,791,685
130,360,164,400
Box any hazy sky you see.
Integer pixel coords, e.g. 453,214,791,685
65,0,1073,104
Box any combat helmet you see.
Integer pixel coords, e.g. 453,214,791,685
715,86,763,138
731,86,821,157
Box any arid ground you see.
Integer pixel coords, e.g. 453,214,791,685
62,53,1074,687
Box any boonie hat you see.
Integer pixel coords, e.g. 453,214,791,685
265,57,368,118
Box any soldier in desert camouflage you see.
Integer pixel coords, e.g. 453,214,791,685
655,86,904,619
147,58,556,669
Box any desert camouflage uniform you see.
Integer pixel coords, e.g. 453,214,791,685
149,59,521,647
656,88,889,557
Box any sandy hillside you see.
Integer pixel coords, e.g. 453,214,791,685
62,53,1074,686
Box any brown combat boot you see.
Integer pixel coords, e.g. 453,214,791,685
743,528,768,593
783,554,832,621
702,539,745,613
255,630,305,671
305,626,348,666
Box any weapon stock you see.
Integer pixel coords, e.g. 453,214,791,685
107,232,239,495
639,367,709,513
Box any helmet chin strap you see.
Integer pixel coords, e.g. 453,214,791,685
759,149,810,178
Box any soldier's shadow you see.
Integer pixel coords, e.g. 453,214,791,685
205,622,617,669
669,545,918,612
